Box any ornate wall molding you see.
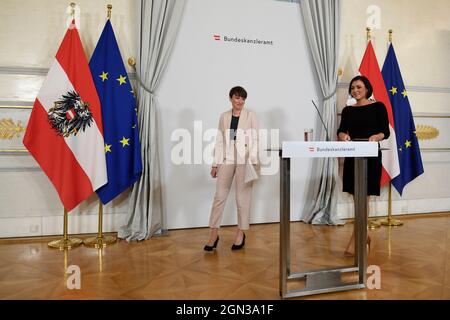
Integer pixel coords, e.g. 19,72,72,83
0,167,41,172
0,105,31,154
0,101,34,107
0,66,136,79
337,82,450,94
0,67,49,76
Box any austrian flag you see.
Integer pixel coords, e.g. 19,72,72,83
359,41,400,186
23,20,107,211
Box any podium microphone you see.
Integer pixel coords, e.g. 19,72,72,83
311,100,330,141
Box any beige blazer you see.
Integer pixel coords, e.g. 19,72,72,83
212,108,259,167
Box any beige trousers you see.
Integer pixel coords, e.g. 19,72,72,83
209,164,253,230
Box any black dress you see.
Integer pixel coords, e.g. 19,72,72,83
337,102,390,196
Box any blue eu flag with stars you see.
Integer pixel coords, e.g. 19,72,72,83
90,20,142,204
382,44,423,195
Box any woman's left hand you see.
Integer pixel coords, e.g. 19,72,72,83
368,133,384,142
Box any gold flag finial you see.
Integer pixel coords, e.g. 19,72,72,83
70,2,76,18
107,4,112,19
366,27,371,41
388,29,393,43
128,57,136,67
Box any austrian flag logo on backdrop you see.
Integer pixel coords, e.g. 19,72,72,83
213,33,274,46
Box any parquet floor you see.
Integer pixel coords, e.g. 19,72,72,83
1,213,450,300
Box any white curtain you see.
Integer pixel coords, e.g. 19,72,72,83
300,0,343,225
118,0,185,241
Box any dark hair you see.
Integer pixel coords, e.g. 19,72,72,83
348,75,373,99
229,86,247,99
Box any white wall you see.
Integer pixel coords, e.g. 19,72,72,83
157,0,320,229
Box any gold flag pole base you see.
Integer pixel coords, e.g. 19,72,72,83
48,208,82,250
48,237,83,250
379,183,404,227
84,202,117,248
368,219,381,229
84,235,117,248
379,217,403,227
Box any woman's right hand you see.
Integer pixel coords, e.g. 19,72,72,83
211,167,218,178
338,132,351,141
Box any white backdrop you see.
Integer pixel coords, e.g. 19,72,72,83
157,0,320,229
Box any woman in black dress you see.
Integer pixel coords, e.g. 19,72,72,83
337,75,390,256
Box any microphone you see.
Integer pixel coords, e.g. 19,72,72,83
311,100,330,141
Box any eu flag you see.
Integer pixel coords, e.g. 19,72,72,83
381,44,423,195
89,20,142,204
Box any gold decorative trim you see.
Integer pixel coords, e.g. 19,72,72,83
0,149,28,153
415,115,450,119
416,124,439,140
0,105,31,153
421,148,450,152
0,105,32,109
0,119,26,140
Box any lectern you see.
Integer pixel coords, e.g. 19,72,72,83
275,141,378,298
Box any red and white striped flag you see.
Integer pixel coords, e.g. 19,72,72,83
359,41,400,186
23,20,107,211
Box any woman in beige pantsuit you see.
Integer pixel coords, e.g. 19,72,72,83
204,86,259,251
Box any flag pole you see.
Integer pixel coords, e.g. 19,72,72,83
70,2,76,18
84,202,117,248
107,4,112,19
84,5,118,249
48,209,83,250
380,183,403,226
364,27,381,230
379,29,404,228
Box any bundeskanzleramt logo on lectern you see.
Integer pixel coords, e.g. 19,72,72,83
283,141,378,158
315,146,357,152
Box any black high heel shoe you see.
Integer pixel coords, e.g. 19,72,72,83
203,236,219,252
231,234,246,250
